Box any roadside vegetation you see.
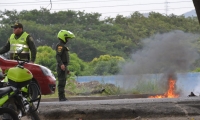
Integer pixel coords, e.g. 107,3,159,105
42,72,164,98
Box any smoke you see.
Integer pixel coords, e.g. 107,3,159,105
118,30,200,94
122,30,199,75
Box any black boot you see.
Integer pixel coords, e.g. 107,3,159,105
59,97,68,101
59,97,69,102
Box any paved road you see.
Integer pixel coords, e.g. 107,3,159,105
37,96,200,120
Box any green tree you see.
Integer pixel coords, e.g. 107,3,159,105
0,24,12,46
90,55,125,75
68,53,89,76
35,46,56,73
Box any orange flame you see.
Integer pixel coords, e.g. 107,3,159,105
149,78,179,98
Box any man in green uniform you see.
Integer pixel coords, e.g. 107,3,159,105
56,30,75,101
0,22,37,63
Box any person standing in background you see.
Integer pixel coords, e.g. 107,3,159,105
55,30,75,101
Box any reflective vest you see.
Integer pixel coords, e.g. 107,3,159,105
9,32,29,54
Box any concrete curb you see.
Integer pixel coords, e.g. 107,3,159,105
38,96,200,119
41,94,158,102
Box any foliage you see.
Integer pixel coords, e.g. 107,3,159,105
101,84,121,95
131,80,163,94
65,71,77,94
0,24,12,46
193,67,200,72
68,53,89,76
35,46,56,72
90,55,125,75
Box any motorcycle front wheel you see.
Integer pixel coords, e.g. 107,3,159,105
0,107,19,120
28,81,40,100
28,105,40,120
1,99,19,120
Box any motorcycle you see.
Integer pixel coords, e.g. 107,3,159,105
0,47,41,120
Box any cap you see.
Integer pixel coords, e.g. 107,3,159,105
11,23,23,29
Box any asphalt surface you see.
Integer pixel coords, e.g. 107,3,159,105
36,95,200,120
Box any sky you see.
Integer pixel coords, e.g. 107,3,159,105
0,0,196,18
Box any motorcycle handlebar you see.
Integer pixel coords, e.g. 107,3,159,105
16,59,30,66
18,59,29,63
14,55,29,62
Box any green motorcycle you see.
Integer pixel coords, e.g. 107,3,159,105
0,47,41,120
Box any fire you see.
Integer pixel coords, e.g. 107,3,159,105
149,78,179,98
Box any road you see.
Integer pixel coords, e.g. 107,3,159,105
34,95,200,120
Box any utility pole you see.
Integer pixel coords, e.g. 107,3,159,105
165,0,168,15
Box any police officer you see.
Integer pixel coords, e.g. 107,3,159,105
0,22,37,63
56,30,75,101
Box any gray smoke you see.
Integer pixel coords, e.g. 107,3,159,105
121,30,200,75
118,30,200,94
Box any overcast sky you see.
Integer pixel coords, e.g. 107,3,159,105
0,0,195,18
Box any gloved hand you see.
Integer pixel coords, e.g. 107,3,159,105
29,61,34,63
67,70,70,74
61,64,65,71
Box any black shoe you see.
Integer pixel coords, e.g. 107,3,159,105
59,97,69,102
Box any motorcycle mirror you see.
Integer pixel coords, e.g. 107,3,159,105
16,47,23,54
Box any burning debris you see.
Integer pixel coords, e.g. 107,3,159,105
149,73,179,98
188,92,197,97
120,30,200,96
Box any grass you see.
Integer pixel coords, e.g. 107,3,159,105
41,78,161,99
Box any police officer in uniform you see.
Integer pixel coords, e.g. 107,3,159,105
0,23,37,63
56,30,75,101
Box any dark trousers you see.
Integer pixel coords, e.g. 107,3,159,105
57,65,67,99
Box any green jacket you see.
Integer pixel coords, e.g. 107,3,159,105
0,32,37,62
9,32,29,53
56,41,69,66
